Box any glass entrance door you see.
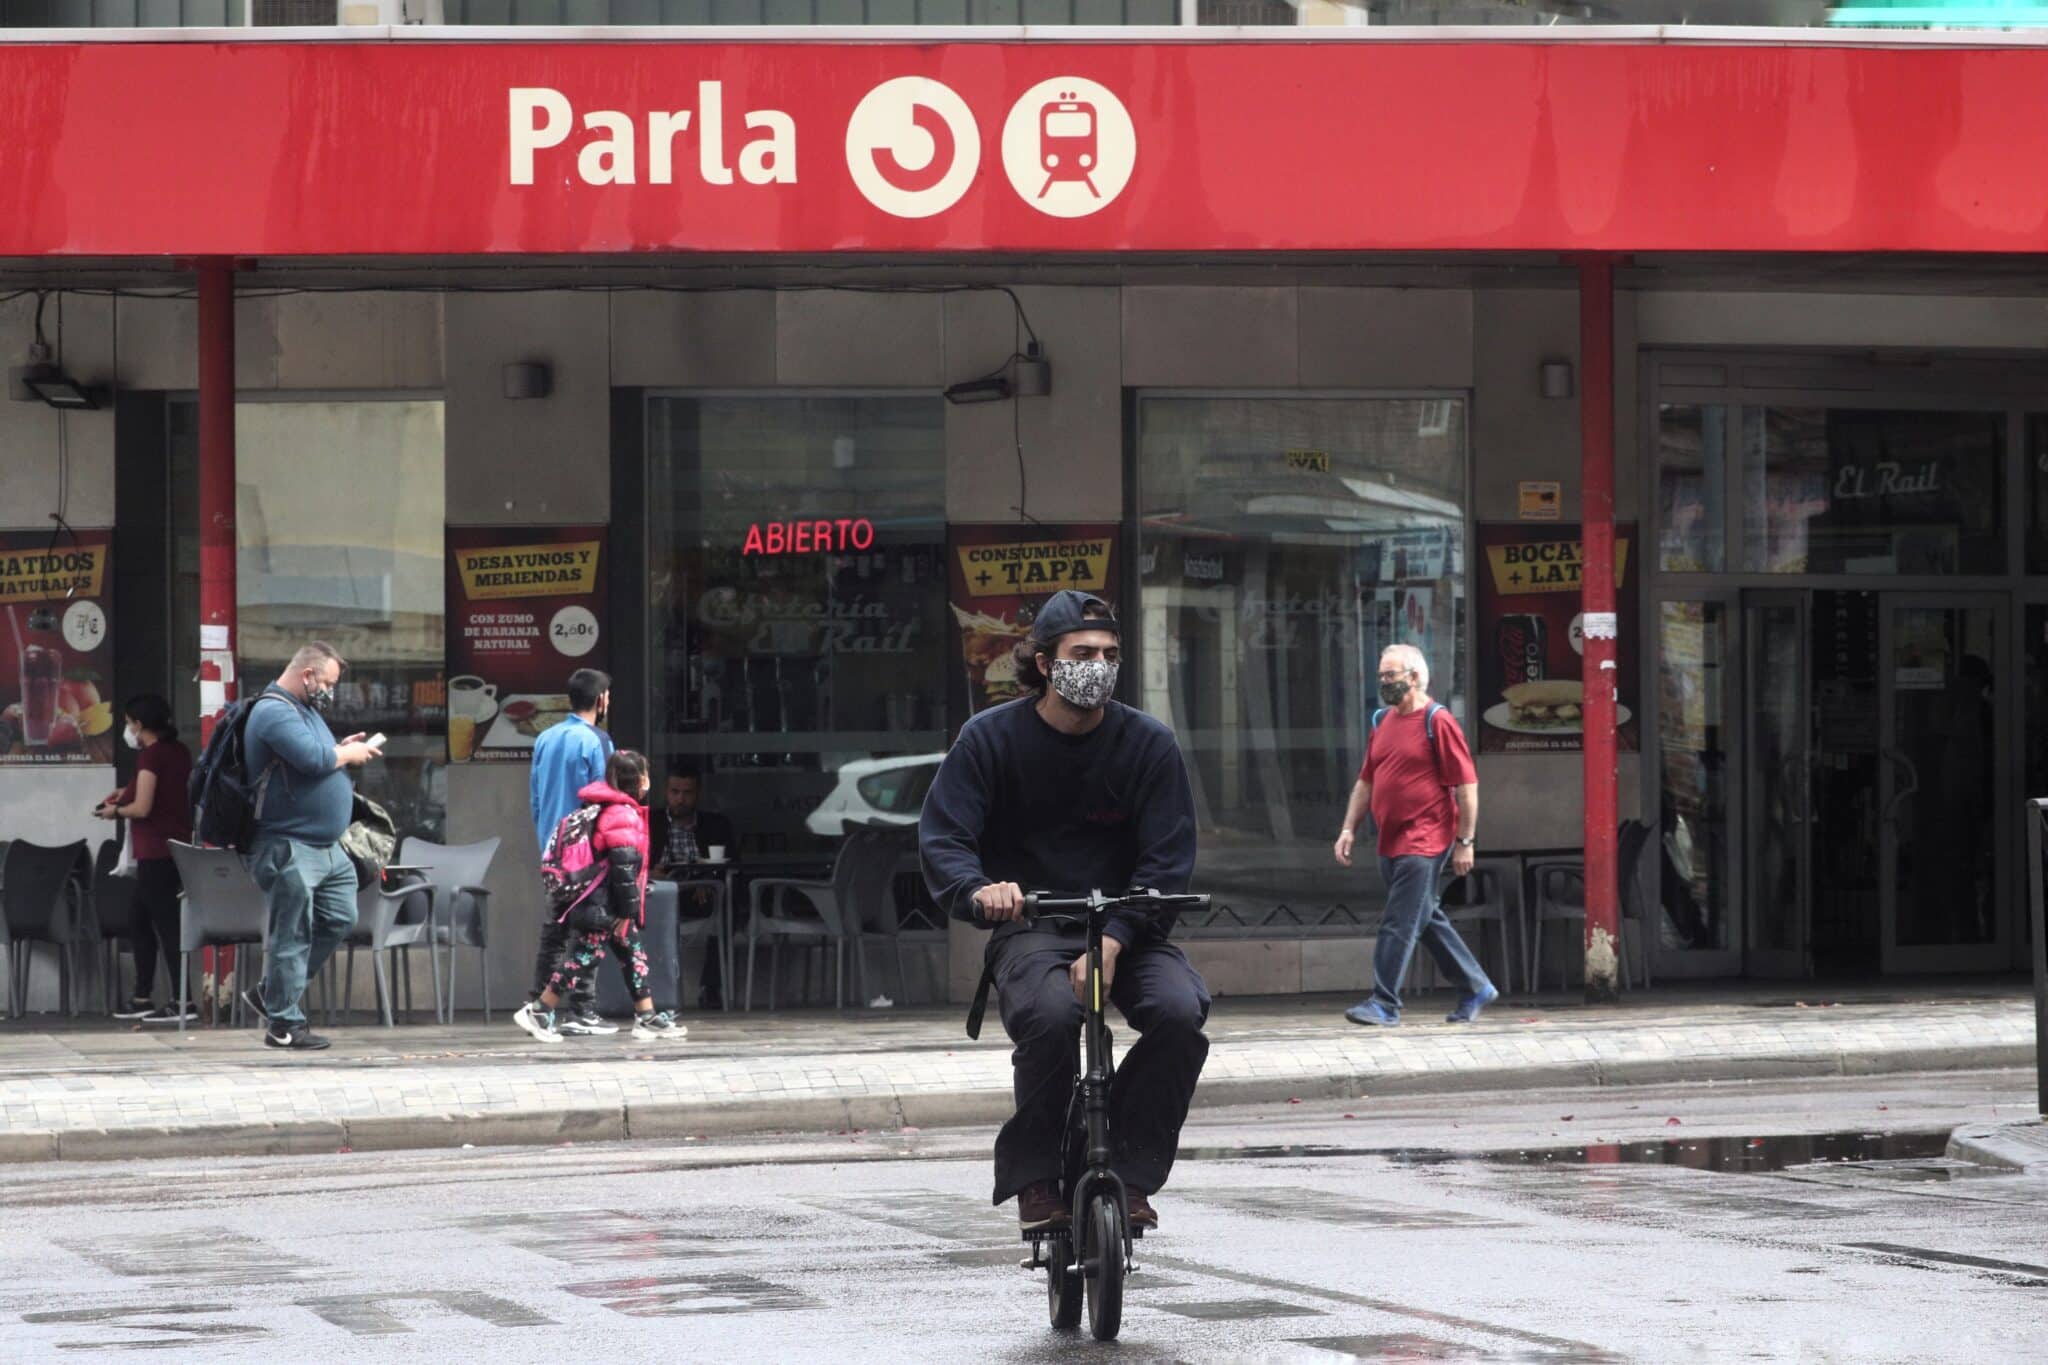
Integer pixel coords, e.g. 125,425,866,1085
1739,589,2010,977
1743,591,1814,977
1879,596,2008,973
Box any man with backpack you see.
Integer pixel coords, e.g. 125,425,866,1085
1332,643,1496,1027
240,642,383,1051
526,668,615,1035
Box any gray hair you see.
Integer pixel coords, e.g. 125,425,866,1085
1380,643,1430,691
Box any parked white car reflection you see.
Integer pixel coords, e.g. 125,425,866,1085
806,753,944,836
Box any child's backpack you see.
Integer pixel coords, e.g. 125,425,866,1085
540,804,608,923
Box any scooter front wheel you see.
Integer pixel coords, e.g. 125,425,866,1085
1084,1195,1125,1341
1047,1231,1083,1329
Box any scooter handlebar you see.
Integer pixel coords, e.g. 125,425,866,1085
1019,889,1211,919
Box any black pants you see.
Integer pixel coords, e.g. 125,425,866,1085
530,914,593,1010
990,929,1211,1207
128,858,184,1002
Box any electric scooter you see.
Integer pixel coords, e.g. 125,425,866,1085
1004,888,1209,1342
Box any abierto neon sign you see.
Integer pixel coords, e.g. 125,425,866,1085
742,518,877,557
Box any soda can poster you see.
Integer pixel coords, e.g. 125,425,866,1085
1475,523,1638,755
445,526,608,764
948,525,1118,714
0,531,115,765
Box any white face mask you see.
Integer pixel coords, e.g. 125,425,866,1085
1048,658,1119,711
123,727,142,751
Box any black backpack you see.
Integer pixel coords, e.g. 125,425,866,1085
187,694,282,852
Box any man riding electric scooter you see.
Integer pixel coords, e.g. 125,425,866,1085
919,590,1210,1234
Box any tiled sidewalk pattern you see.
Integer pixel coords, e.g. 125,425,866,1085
0,989,2032,1158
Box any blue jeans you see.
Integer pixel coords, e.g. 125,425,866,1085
249,837,358,1027
1372,848,1493,1016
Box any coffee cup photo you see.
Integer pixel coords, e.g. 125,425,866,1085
448,675,500,724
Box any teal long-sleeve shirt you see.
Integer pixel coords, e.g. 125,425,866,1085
244,684,353,844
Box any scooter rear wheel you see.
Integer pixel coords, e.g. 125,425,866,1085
1084,1195,1125,1341
1047,1232,1083,1329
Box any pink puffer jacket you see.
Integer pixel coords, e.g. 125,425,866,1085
578,780,649,924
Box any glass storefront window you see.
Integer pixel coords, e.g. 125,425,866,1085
647,394,947,863
1136,393,1467,928
171,398,449,840
1740,407,2004,575
1656,601,1730,954
2026,414,2048,572
1657,404,1726,573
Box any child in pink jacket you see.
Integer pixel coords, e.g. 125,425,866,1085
515,749,686,1043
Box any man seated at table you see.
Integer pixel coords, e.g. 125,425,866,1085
651,765,736,1009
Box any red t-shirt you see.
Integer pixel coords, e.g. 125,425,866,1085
124,739,194,862
1358,704,1477,858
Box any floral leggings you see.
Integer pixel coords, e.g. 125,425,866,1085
548,921,651,1004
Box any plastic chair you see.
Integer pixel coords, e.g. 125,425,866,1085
1413,858,1517,997
92,833,145,1012
322,872,442,1027
1526,820,1655,992
742,833,866,1011
401,837,500,1022
2,839,90,1019
596,880,685,1017
167,841,271,1033
848,825,942,1004
669,876,727,1010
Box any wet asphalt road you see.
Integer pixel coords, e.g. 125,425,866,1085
0,1073,2041,1363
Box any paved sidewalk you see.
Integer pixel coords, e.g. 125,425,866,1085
0,982,2033,1164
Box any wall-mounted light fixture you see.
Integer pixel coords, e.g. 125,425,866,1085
945,342,1052,405
9,342,99,410
1539,359,1575,401
502,361,552,400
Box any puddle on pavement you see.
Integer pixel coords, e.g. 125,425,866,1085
1482,1129,1950,1174
1180,1129,1958,1177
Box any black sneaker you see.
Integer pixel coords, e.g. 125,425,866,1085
557,1007,620,1036
142,1004,199,1025
240,987,271,1024
112,999,156,1021
263,1023,330,1051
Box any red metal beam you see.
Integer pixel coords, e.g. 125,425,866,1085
1578,257,1620,1003
196,258,236,742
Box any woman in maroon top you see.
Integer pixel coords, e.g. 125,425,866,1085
96,694,195,1024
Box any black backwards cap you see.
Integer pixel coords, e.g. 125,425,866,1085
1029,590,1120,648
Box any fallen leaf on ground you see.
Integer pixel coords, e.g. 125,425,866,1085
1559,1115,1575,1121
1666,1117,1683,1126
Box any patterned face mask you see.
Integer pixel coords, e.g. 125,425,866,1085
1049,658,1119,710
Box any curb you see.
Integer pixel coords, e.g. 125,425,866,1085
0,1039,2030,1167
1945,1120,2048,1173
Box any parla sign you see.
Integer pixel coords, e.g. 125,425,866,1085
507,74,1136,220
510,84,796,187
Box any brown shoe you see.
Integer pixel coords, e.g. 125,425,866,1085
1017,1180,1070,1231
1126,1189,1159,1231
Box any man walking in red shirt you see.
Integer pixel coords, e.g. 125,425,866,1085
1333,643,1497,1026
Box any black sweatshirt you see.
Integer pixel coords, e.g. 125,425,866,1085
918,696,1199,948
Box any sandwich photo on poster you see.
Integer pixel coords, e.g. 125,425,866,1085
948,525,1118,714
1475,523,1639,754
445,527,608,763
0,531,115,766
